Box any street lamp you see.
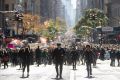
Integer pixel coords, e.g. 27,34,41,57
14,12,23,35
14,2,24,36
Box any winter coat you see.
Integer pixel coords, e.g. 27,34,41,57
83,50,95,64
22,48,30,64
70,50,78,60
116,50,120,59
52,48,65,63
110,50,116,59
35,48,42,59
3,53,9,62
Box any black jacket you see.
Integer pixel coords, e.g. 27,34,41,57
83,50,95,63
23,48,30,64
71,50,78,60
110,50,116,59
52,48,65,63
116,50,120,59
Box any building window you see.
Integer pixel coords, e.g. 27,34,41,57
119,7,120,17
12,4,14,10
5,4,9,11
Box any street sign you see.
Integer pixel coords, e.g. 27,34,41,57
102,27,113,32
0,11,17,13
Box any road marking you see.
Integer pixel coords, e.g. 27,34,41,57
70,70,75,80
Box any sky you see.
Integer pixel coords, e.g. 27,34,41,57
71,0,77,9
61,0,77,27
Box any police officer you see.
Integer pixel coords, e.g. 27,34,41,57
83,45,95,78
52,43,65,79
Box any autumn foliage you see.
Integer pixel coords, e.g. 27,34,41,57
22,14,40,34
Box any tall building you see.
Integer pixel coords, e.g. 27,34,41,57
48,0,56,21
76,0,88,23
0,0,5,29
86,0,105,10
0,0,16,36
40,0,49,22
107,0,120,27
39,0,65,22
23,0,40,15
75,0,108,23
55,0,65,20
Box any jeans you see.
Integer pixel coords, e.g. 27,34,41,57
72,60,76,70
86,62,92,77
110,58,115,66
55,62,63,78
23,63,30,74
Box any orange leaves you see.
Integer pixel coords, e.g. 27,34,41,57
22,14,40,33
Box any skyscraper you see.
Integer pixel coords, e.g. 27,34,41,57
39,0,65,22
55,0,65,20
107,0,120,27
87,0,104,10
75,0,88,23
0,0,5,28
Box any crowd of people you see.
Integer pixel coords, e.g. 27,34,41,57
0,43,120,78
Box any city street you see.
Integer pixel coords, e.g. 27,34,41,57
0,1,120,80
0,60,120,80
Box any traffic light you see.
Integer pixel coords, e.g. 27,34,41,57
89,13,97,20
14,12,23,22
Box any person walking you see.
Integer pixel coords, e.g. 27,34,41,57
18,48,24,69
83,45,95,78
0,49,3,68
22,47,31,77
110,48,116,67
52,43,65,79
42,49,48,66
100,47,105,60
70,47,78,70
35,46,42,66
116,47,120,67
2,50,9,69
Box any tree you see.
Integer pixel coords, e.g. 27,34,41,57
55,17,67,33
39,18,67,41
74,8,108,38
39,19,57,40
22,14,40,34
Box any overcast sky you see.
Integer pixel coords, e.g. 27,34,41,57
71,0,77,9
